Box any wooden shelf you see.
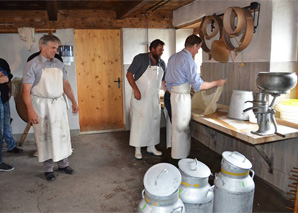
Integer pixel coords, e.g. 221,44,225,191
191,107,298,145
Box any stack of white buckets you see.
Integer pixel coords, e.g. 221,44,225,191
138,151,255,213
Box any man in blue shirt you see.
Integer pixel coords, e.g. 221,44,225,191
165,35,226,160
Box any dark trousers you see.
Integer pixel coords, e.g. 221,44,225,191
164,91,172,122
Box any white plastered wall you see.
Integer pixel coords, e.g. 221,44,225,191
0,29,79,139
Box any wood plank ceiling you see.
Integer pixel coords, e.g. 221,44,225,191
0,0,195,32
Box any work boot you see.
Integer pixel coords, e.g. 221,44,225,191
135,147,142,160
7,147,23,154
147,145,162,156
44,172,56,181
58,166,75,175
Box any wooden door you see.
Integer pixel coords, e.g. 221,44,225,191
74,29,123,132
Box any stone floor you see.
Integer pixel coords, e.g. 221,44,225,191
0,128,291,212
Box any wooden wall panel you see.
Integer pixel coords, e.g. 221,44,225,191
75,29,123,131
201,62,270,106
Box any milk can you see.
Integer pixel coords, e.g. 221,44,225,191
138,163,185,213
178,158,214,213
213,151,255,213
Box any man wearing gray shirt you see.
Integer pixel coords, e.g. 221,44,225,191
23,35,79,181
126,39,166,160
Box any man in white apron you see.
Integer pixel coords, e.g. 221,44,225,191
126,39,166,160
22,35,79,181
165,35,226,160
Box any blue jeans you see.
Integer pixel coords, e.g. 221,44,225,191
0,101,3,164
164,91,172,122
0,100,16,151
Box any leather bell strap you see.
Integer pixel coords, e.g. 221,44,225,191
223,7,246,37
199,16,223,59
224,8,254,52
198,16,212,58
201,16,220,40
210,16,231,63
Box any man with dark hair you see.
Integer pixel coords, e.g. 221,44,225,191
126,39,166,160
22,34,79,181
0,58,23,154
165,34,226,160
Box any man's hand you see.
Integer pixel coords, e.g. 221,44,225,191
28,110,39,124
72,102,79,114
134,88,141,100
217,79,227,87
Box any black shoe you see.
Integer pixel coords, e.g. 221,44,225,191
44,172,56,181
7,147,24,154
58,166,75,175
0,162,14,172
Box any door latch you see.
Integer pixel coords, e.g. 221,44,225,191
114,77,121,88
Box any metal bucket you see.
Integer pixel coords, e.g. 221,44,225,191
213,151,255,213
138,163,185,213
178,158,214,213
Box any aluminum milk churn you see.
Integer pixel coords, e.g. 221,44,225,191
138,163,185,213
178,158,214,213
213,151,255,213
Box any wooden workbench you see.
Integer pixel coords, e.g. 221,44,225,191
191,107,298,145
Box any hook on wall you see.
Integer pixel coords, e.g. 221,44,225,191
250,2,261,33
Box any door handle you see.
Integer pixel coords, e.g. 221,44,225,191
113,77,121,88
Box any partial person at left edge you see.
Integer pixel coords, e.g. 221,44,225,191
22,34,79,181
0,58,23,154
0,60,14,172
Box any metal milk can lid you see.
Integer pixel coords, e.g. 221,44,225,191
178,158,211,178
143,163,181,197
222,151,252,169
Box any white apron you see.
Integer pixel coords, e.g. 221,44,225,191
129,62,164,147
171,82,191,159
32,56,72,162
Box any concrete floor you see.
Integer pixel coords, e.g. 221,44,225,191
0,128,291,212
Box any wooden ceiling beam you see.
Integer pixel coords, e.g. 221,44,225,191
46,0,58,21
116,0,149,20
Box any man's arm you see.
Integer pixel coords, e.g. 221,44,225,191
22,83,39,124
126,72,141,100
199,79,226,90
0,75,8,84
63,79,79,114
8,81,12,99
